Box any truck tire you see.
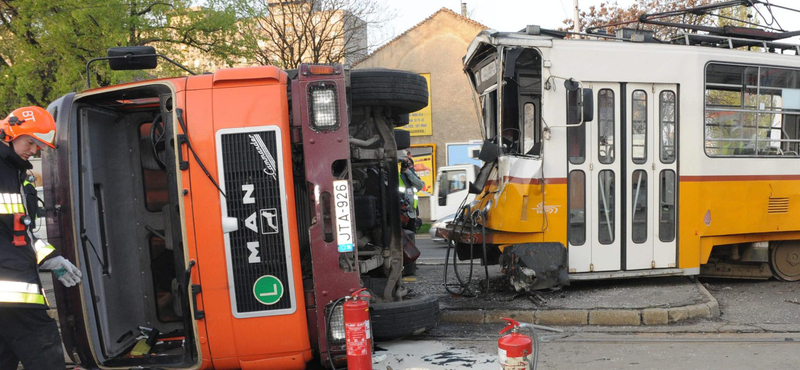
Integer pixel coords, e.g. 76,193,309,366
370,295,439,341
350,69,429,117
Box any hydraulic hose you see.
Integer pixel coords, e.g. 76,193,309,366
443,201,475,296
443,196,491,297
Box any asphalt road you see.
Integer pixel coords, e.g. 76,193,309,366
375,332,800,370
399,234,800,369
414,233,449,264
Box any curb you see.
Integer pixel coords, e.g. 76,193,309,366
441,279,721,326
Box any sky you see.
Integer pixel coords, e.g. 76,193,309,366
376,0,800,45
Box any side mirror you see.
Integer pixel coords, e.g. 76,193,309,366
582,88,593,122
468,181,482,195
394,129,411,150
478,139,499,163
567,86,594,125
107,46,158,71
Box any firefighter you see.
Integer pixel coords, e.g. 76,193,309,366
399,150,424,232
0,106,81,370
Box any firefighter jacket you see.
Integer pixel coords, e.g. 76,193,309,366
0,142,57,308
399,169,424,219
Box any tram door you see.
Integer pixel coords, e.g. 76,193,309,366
625,83,678,270
568,83,622,273
568,83,678,273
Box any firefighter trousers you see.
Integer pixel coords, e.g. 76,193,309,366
0,308,65,370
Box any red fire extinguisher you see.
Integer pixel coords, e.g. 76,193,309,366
498,318,534,370
343,288,372,370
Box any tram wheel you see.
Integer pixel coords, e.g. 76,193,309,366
769,240,800,282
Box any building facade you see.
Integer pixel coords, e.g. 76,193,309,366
354,7,488,220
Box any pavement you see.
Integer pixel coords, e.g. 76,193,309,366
411,234,718,326
372,332,800,370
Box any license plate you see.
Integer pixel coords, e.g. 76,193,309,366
333,180,354,252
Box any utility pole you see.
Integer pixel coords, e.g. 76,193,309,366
573,0,580,35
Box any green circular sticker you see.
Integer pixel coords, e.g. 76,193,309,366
253,275,284,305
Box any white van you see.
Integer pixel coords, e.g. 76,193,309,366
430,164,479,222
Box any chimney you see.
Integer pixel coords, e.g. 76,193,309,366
461,2,467,17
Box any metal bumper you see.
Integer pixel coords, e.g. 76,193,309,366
501,243,569,291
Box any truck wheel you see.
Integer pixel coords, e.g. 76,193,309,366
370,295,439,341
350,69,428,117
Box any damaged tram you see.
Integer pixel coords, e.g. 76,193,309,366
447,22,800,289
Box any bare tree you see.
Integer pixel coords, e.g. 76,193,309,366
559,0,758,40
232,0,392,68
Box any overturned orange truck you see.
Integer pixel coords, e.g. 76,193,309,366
43,47,437,369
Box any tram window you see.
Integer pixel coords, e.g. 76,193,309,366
568,119,585,164
705,63,800,157
632,90,647,163
481,91,497,140
598,170,615,245
631,170,647,244
523,102,536,154
659,170,676,243
660,91,676,163
568,171,586,246
597,89,615,164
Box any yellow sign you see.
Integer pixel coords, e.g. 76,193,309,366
404,144,436,197
411,154,434,197
399,73,432,136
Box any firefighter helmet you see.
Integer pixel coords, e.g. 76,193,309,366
0,106,57,149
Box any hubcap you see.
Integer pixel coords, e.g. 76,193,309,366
771,241,800,282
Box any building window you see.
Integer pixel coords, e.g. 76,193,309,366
705,63,800,157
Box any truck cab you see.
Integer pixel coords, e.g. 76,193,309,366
43,49,436,369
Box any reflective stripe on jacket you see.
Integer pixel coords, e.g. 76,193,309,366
0,193,25,214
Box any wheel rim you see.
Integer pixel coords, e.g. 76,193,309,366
771,241,800,281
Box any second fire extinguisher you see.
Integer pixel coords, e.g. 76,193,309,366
343,288,372,370
498,318,535,370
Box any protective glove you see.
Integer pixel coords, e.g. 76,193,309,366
40,256,83,287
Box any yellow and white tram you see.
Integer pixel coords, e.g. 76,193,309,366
451,24,800,285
